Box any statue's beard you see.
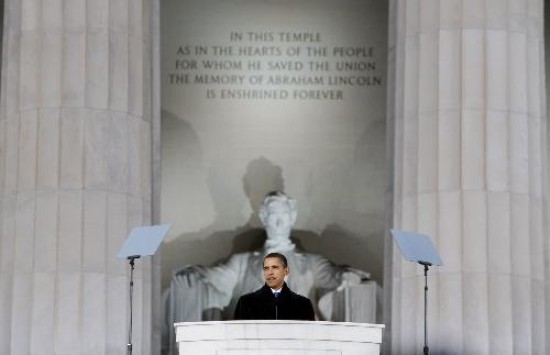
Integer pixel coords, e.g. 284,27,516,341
264,232,295,253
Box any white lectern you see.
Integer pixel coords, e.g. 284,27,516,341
175,320,384,355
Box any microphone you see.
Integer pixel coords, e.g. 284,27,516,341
274,291,280,320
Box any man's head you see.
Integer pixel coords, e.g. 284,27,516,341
259,191,297,242
263,252,289,290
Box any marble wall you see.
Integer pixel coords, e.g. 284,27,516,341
387,0,548,353
159,0,389,292
0,0,159,354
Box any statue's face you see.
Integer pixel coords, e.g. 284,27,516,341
263,201,293,240
263,257,289,290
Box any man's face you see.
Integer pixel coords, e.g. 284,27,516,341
263,257,289,290
263,202,293,239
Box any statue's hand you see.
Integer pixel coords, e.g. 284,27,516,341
336,269,370,291
346,267,370,280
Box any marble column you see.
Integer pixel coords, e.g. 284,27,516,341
387,0,547,354
0,0,158,354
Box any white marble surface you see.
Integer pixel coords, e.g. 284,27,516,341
388,0,548,353
175,320,384,355
0,0,155,354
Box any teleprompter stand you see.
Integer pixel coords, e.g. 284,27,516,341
391,229,443,355
126,255,140,354
116,225,171,355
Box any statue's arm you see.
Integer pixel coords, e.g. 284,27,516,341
311,255,345,289
311,255,369,290
170,254,244,309
311,255,371,321
163,255,248,352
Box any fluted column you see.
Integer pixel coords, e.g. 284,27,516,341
0,0,156,354
388,0,547,354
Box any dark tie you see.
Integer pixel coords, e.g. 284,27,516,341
273,291,280,298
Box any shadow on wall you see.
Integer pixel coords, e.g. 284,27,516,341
161,156,287,290
160,142,384,290
296,224,383,284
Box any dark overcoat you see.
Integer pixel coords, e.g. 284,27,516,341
234,283,315,321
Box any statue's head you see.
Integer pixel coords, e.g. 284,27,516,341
259,191,297,242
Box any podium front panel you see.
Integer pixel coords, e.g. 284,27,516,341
175,320,384,355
